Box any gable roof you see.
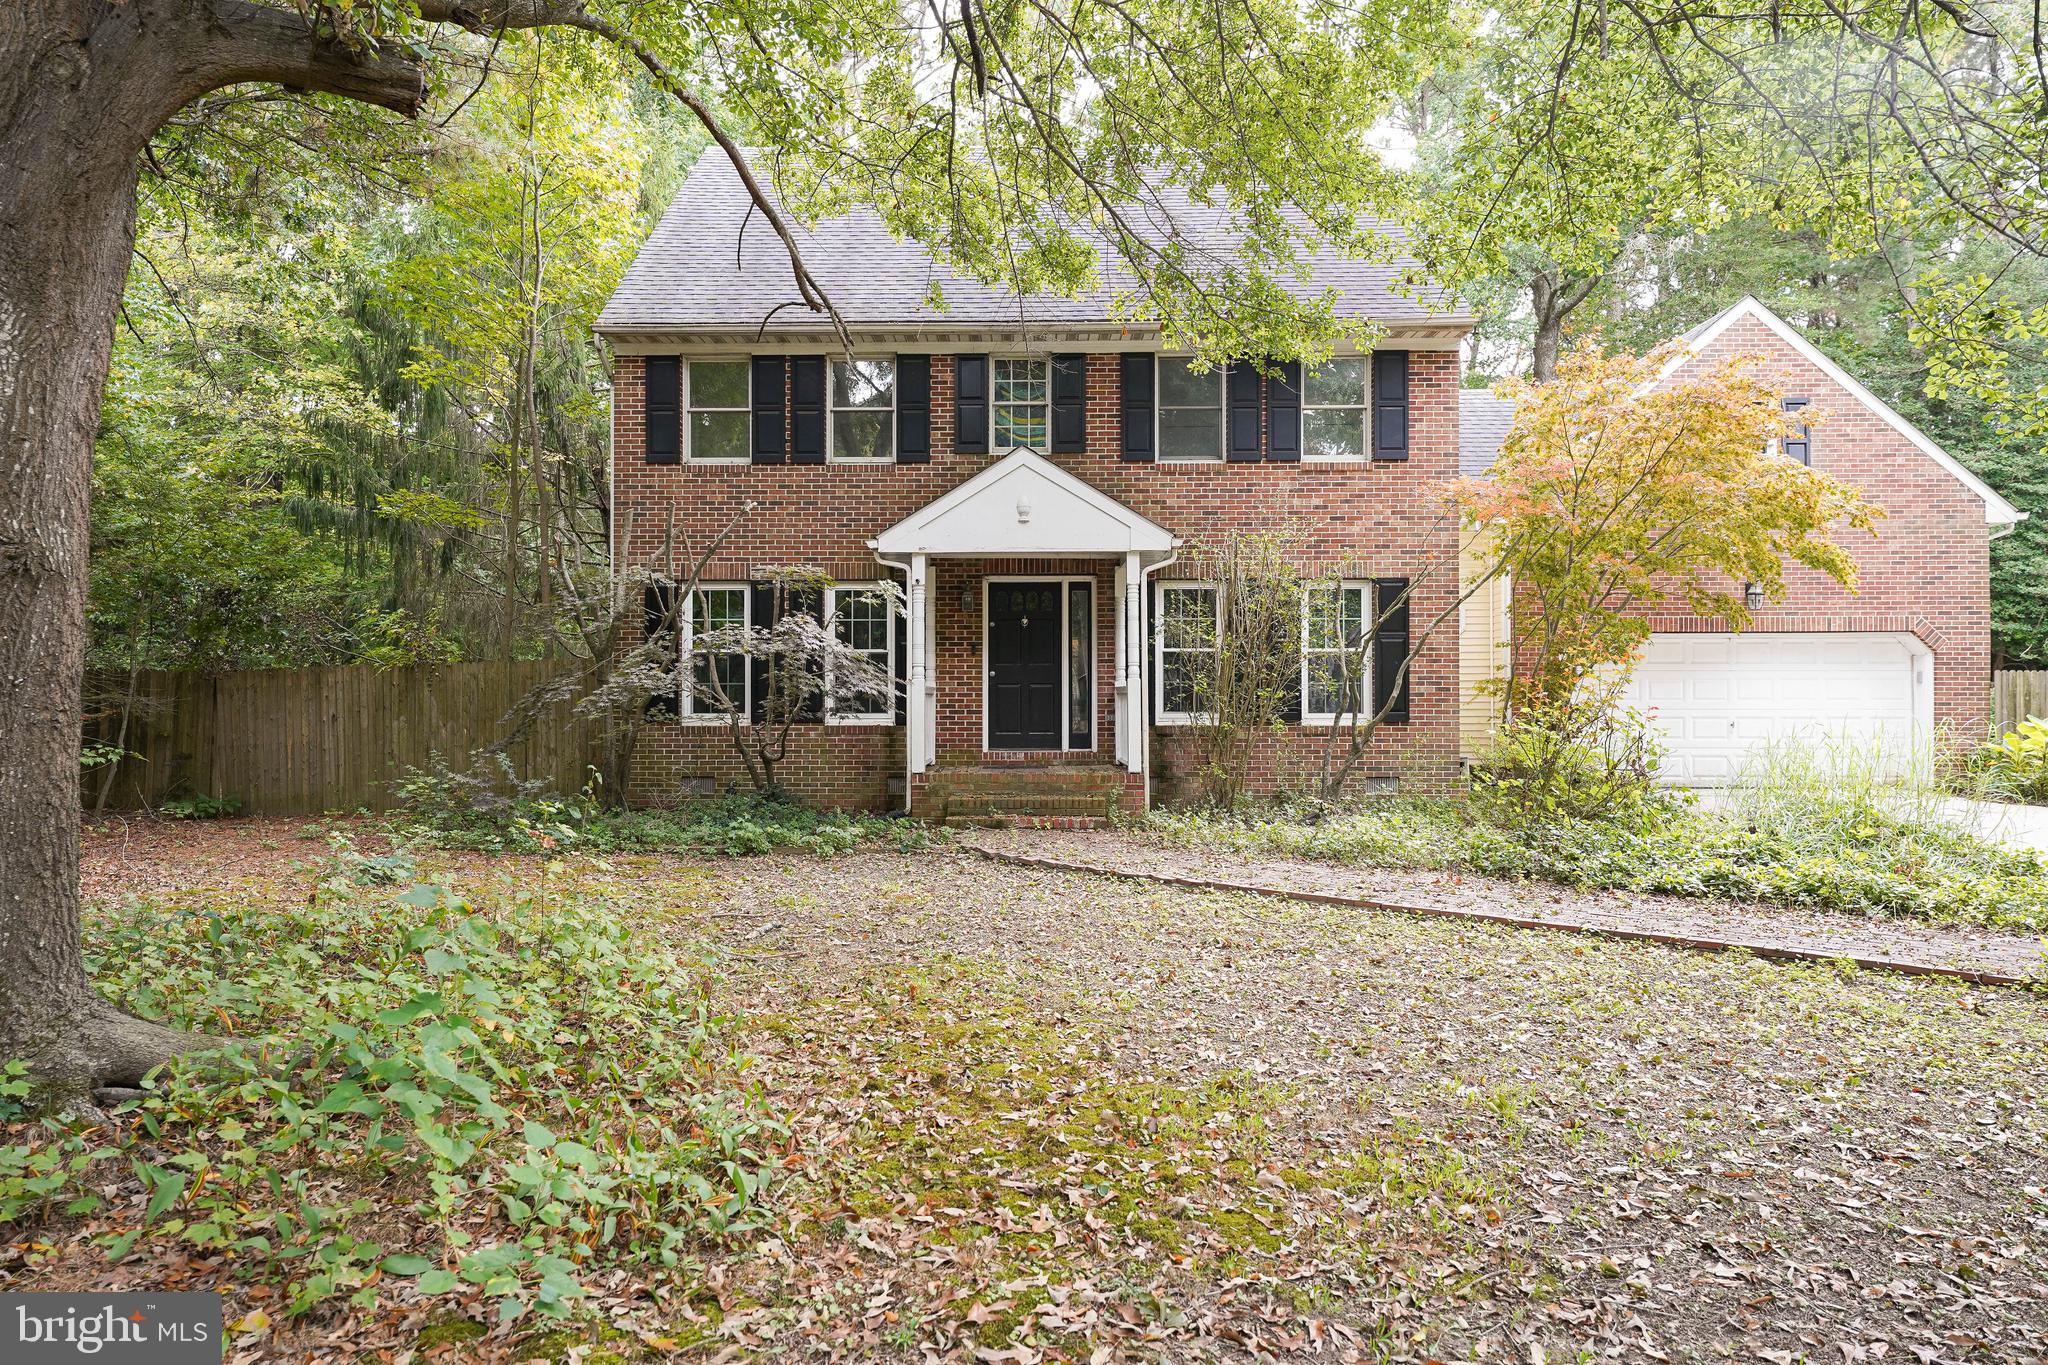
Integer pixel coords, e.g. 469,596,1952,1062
598,148,1474,344
1660,295,2023,528
869,449,1177,558
1459,389,1516,478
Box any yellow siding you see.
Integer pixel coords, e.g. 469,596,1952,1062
1458,529,1510,757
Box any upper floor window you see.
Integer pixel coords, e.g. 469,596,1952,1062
687,360,750,461
1158,358,1224,462
831,358,895,462
827,583,895,723
683,584,750,718
994,357,1050,451
1302,582,1369,721
1304,359,1369,461
1782,397,1812,464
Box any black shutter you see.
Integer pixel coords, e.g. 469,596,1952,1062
1371,577,1411,724
748,582,774,723
751,357,786,464
1226,360,1263,462
1783,397,1812,464
789,357,825,464
1120,353,1155,462
645,357,680,464
1051,354,1088,453
641,581,679,719
955,354,990,454
897,355,932,463
1266,361,1301,463
1371,351,1409,462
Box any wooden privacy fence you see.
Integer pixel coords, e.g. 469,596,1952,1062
1993,670,2048,737
87,662,605,815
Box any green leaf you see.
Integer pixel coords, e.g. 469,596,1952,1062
380,1254,435,1276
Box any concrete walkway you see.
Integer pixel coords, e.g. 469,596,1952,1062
1940,796,2048,854
967,828,2048,986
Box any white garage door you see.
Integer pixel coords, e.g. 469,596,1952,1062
1624,633,1928,786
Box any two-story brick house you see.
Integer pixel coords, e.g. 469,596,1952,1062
597,150,1474,814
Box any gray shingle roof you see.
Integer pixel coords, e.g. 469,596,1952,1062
1459,389,1516,477
597,149,1474,337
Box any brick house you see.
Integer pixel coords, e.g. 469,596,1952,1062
1457,296,2023,782
597,150,1474,815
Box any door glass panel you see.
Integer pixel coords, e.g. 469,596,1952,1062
1068,582,1091,749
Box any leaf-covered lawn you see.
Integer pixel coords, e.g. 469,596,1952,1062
13,823,2047,1363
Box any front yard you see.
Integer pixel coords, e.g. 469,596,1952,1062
5,822,2044,1363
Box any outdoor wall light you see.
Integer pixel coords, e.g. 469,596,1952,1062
1743,581,1765,612
959,585,975,612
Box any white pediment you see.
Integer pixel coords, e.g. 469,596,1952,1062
869,449,1178,556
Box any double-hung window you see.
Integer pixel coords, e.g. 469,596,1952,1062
830,358,895,462
687,360,750,461
1303,359,1369,460
682,584,750,719
827,583,895,723
1782,397,1812,464
1302,582,1369,722
1157,358,1224,462
993,357,1050,451
1156,582,1220,720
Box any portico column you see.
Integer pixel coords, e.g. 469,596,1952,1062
1124,551,1145,790
906,554,929,783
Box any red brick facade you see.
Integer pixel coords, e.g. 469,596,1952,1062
612,349,1467,810
1648,315,1995,741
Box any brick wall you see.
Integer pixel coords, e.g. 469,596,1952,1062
1643,317,1993,740
612,349,1466,808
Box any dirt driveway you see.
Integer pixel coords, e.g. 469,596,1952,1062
69,823,2048,1362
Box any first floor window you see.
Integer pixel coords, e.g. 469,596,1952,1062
827,583,895,722
688,360,750,460
1156,582,1220,719
684,584,750,717
1303,358,1368,460
993,357,1050,451
831,358,895,461
1302,582,1369,721
1158,357,1224,462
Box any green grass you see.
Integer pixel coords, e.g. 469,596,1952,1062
1147,772,2048,933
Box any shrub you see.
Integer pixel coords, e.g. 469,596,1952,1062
392,753,925,859
1973,715,2048,803
1471,699,1666,827
159,794,243,820
1,871,780,1322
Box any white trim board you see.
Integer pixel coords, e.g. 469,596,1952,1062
1655,295,2022,528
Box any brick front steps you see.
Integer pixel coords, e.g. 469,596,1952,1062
917,762,1131,826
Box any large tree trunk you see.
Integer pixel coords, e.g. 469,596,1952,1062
0,4,202,1092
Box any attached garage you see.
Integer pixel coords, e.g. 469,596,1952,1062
1624,632,1933,786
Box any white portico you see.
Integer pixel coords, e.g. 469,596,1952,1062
869,449,1179,810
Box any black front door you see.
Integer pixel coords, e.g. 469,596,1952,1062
987,582,1063,749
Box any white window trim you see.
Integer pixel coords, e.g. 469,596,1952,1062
1153,579,1219,725
827,356,897,465
825,582,897,726
679,582,750,724
980,576,1099,752
684,358,752,464
1301,580,1372,725
1155,356,1225,465
1301,358,1372,463
991,355,1052,454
